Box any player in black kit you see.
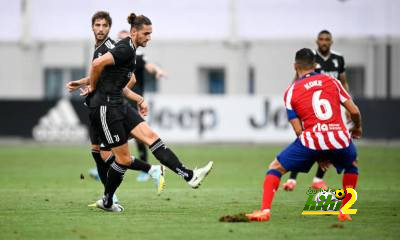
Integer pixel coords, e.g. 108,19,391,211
283,30,350,191
66,11,165,205
117,30,167,182
86,12,213,212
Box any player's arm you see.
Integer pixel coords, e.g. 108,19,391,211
66,77,90,92
145,63,166,80
122,80,148,116
125,72,137,89
338,73,349,92
89,52,115,92
289,118,303,136
342,99,362,139
338,56,349,91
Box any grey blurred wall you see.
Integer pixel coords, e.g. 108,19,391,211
0,38,399,99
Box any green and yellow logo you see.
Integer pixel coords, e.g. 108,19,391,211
301,187,357,215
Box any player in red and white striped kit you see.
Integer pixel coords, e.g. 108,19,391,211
246,48,362,222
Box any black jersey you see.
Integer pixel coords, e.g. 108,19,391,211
89,37,137,107
132,51,147,96
85,37,115,106
314,50,345,79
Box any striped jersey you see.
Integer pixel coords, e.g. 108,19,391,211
284,72,351,150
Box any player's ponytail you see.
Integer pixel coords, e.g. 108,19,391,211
127,12,151,30
127,12,136,25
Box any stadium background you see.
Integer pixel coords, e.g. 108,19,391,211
0,0,399,240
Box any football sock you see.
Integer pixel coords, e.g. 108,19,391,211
91,149,108,186
150,138,193,181
103,161,127,208
136,141,148,163
315,166,326,179
341,173,358,208
289,171,298,180
104,154,114,167
261,169,282,210
102,154,151,173
129,156,151,173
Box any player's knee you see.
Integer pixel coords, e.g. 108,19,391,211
143,130,159,145
114,150,131,165
344,160,359,174
268,159,287,175
100,150,113,161
91,145,100,152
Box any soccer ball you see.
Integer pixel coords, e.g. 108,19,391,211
335,189,346,200
313,191,338,209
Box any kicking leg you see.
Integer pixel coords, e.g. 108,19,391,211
131,122,213,188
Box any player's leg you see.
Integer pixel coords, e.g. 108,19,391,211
283,171,298,191
136,140,150,182
98,142,131,211
130,121,213,188
330,141,358,221
311,165,327,189
246,139,315,221
102,151,165,195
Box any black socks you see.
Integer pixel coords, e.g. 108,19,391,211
103,161,126,208
91,150,108,186
129,156,151,172
315,166,326,179
289,171,298,180
136,141,148,163
150,139,193,181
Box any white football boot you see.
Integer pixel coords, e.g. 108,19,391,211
148,165,166,195
188,161,214,189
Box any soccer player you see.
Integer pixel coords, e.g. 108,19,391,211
283,30,350,191
117,30,167,182
86,12,213,212
246,48,361,222
66,11,165,203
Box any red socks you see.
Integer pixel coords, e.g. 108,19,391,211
341,173,358,207
261,174,281,210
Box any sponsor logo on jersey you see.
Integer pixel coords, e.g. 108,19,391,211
32,99,88,142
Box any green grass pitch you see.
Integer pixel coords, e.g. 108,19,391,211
0,143,399,239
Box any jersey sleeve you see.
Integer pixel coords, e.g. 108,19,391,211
333,79,351,103
109,43,134,66
284,83,298,120
339,55,346,74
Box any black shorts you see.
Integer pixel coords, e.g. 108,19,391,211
89,121,102,146
89,104,144,148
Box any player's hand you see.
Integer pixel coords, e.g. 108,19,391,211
79,86,92,96
155,70,167,80
138,100,148,117
66,81,81,92
318,160,331,172
350,126,362,139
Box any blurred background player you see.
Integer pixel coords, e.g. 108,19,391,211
246,48,361,222
118,30,167,182
283,30,350,191
66,11,165,203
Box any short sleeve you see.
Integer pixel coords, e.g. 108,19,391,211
109,43,134,66
333,79,351,103
284,83,299,120
339,56,346,74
